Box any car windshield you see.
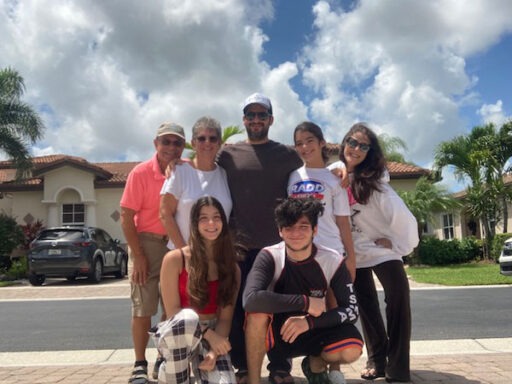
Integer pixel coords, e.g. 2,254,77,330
37,229,85,241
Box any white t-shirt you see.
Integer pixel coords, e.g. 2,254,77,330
287,165,350,254
327,160,418,268
348,182,419,268
160,162,232,248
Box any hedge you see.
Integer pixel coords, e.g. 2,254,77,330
416,236,482,265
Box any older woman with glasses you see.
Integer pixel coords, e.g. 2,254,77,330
160,116,232,252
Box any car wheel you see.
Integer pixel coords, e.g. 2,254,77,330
115,256,128,279
28,274,45,286
88,258,103,283
66,276,76,282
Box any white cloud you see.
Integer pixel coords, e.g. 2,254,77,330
299,0,512,166
1,0,512,174
478,100,510,127
1,0,291,162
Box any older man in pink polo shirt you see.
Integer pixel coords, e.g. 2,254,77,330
121,122,186,384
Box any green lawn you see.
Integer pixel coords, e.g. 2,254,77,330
0,281,20,287
407,262,512,286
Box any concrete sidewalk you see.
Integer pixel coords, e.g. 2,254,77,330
1,342,511,383
1,278,511,383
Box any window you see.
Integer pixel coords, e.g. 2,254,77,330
91,229,109,246
38,229,84,241
62,204,85,225
442,213,454,240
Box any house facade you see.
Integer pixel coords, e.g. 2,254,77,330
0,155,136,244
0,152,430,247
430,174,512,241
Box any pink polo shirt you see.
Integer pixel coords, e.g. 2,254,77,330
120,153,166,235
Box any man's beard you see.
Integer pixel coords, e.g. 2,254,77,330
246,126,269,141
285,237,313,253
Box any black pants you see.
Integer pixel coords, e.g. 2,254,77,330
354,260,411,382
267,314,363,359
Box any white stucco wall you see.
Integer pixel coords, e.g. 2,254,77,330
95,188,125,242
42,166,96,203
10,191,46,225
390,179,417,192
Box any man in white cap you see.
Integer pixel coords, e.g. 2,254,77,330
121,122,186,384
217,93,302,384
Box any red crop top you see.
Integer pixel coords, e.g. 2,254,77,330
178,250,219,315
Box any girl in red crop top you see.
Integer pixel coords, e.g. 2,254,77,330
155,196,240,383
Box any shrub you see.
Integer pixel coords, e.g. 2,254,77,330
20,220,45,249
417,237,482,265
6,256,27,280
0,214,24,272
459,236,483,262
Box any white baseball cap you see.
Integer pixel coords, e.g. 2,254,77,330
242,93,273,115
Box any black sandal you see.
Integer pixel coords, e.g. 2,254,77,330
128,361,148,384
361,367,385,380
152,356,165,380
301,356,330,384
269,370,295,384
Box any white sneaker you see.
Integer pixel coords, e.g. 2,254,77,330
328,370,346,384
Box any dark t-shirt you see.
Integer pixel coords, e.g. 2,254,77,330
243,242,358,329
217,140,302,249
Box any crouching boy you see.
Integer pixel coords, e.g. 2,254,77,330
243,197,363,384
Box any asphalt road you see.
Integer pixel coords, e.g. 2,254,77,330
1,286,511,352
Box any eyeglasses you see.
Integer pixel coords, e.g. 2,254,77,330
244,111,270,121
195,135,219,143
345,137,371,152
159,138,184,147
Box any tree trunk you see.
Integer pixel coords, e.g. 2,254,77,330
503,195,508,233
480,217,492,260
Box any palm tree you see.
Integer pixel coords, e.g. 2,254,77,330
398,177,461,241
378,133,408,163
486,121,512,232
221,125,244,143
0,67,45,179
434,121,512,258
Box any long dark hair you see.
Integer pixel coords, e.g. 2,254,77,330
293,121,329,163
340,123,386,204
187,196,238,309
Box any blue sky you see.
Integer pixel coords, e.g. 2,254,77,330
1,0,511,191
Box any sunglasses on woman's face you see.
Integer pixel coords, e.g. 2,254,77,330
195,135,219,143
346,137,371,152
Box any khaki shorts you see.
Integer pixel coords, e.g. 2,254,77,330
129,233,169,317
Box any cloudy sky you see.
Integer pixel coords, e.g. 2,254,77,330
2,0,512,190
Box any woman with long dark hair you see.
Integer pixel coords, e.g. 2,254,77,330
329,123,418,383
152,196,240,383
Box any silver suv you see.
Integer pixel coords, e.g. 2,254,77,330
27,226,128,286
499,238,512,276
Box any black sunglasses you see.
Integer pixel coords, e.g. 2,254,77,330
244,111,270,121
195,135,219,143
159,138,184,147
346,137,371,152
